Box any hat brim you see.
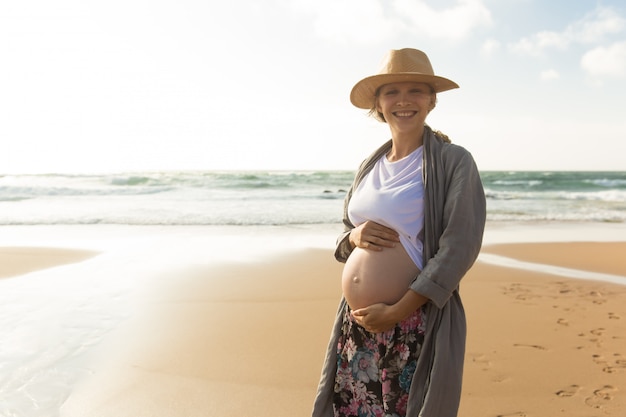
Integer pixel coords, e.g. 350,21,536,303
350,73,459,109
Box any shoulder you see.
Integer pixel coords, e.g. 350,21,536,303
425,130,481,185
428,131,475,165
443,142,474,164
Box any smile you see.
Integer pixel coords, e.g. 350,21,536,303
393,111,417,117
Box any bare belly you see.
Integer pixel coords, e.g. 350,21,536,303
341,243,421,311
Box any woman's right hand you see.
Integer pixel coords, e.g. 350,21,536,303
349,221,400,251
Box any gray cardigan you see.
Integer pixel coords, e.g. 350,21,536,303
312,126,486,417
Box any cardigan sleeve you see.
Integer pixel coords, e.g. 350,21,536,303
334,171,357,263
409,147,486,308
334,228,354,263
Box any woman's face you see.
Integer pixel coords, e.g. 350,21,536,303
375,82,435,132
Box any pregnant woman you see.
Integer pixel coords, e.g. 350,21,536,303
312,48,486,417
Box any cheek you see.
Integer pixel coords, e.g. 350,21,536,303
380,101,395,115
375,98,384,113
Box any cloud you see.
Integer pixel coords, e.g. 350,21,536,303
288,0,492,44
394,0,492,41
581,40,626,78
481,38,500,56
509,6,626,55
513,34,569,55
540,69,560,81
289,0,395,44
571,6,626,44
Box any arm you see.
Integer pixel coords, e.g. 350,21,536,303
410,149,486,308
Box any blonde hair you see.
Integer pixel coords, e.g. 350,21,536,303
433,129,452,143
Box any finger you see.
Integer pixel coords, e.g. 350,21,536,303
367,227,400,242
374,237,398,248
365,236,397,249
376,229,401,242
352,316,365,327
370,223,400,238
362,241,385,251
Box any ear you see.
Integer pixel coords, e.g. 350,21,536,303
429,94,437,111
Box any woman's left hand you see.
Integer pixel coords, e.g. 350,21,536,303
351,303,399,333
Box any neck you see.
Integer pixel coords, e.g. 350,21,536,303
387,125,425,162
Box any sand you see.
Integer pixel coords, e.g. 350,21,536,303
0,225,625,416
463,245,626,416
0,247,98,279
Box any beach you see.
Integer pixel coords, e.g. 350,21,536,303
0,223,625,417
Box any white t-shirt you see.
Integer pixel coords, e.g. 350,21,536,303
348,146,425,270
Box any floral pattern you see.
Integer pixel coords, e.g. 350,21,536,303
333,306,426,417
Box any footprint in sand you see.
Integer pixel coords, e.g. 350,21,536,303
596,355,617,374
496,412,527,417
590,328,605,336
581,328,605,347
597,353,626,374
608,312,621,320
471,353,492,370
513,343,547,350
556,384,580,397
557,318,569,326
587,290,608,305
593,354,607,365
491,374,511,383
613,353,626,368
585,385,618,409
502,283,536,301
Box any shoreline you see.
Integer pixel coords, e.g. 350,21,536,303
0,222,625,416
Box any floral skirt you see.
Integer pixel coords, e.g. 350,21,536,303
333,305,426,417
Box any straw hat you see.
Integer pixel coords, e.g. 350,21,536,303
350,48,459,109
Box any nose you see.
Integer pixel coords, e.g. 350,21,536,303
397,91,413,106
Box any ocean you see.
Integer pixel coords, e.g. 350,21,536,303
0,170,625,225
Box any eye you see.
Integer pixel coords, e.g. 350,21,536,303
383,89,398,96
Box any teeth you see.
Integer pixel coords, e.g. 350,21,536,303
395,111,415,117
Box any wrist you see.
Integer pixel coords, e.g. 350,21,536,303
392,290,428,322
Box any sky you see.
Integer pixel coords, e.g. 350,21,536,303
1,0,625,174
